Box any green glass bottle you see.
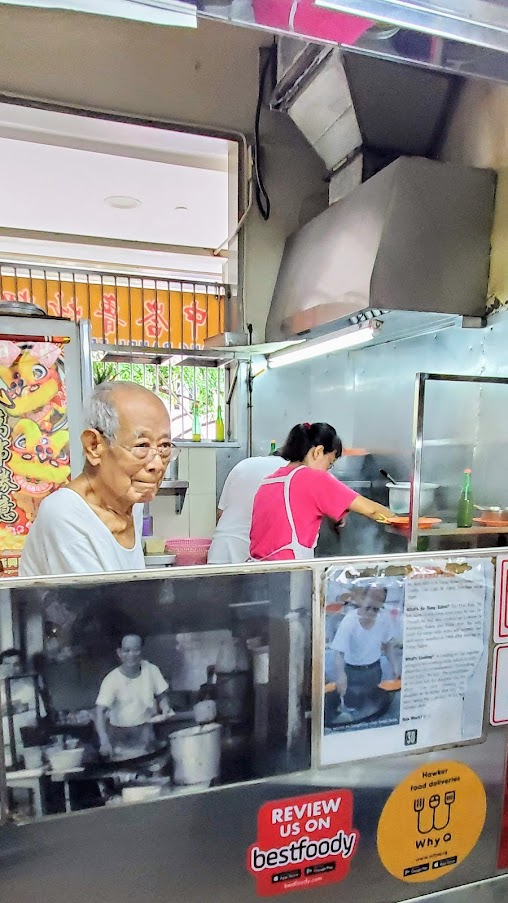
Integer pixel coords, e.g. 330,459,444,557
269,440,277,454
215,405,225,442
192,402,201,443
457,468,473,528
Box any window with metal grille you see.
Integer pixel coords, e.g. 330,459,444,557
93,358,226,442
0,263,230,441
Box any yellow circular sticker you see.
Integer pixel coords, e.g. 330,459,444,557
377,760,486,883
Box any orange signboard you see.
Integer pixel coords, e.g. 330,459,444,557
0,276,223,349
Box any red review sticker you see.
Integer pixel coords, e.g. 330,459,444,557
246,790,359,896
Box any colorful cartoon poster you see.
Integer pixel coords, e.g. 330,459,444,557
377,760,486,883
0,338,70,564
319,558,493,766
247,790,358,896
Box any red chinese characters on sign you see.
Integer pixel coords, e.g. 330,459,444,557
247,790,358,896
183,304,207,326
2,289,32,304
47,293,84,321
95,293,127,337
136,299,169,341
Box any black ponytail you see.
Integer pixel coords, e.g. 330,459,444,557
280,422,342,462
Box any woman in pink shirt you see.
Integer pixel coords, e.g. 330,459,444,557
249,422,394,562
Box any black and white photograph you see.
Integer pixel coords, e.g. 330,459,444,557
1,568,312,820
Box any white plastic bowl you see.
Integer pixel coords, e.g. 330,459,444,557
46,746,84,771
387,482,438,516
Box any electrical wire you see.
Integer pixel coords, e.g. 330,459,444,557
213,175,253,257
254,42,276,222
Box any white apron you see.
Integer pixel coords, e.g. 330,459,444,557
207,534,250,565
252,466,317,561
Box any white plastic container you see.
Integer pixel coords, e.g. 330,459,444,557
387,482,438,516
46,746,84,771
23,746,42,768
170,723,221,788
122,786,161,804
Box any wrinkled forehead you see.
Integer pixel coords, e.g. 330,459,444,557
115,391,171,438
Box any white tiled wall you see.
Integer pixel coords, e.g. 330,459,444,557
151,448,217,541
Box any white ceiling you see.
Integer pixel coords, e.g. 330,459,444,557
0,103,233,279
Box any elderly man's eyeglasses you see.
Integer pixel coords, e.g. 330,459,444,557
96,430,180,463
124,443,181,463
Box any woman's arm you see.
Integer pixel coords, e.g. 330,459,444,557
315,473,393,528
349,495,394,522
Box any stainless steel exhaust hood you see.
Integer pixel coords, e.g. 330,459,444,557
265,156,495,343
272,42,460,190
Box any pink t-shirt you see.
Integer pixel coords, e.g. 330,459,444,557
250,465,358,561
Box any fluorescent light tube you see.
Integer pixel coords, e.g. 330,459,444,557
267,323,379,369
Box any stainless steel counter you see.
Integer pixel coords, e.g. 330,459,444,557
0,551,506,903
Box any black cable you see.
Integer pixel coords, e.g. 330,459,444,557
254,42,276,222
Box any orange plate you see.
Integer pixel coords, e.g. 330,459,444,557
473,517,508,527
378,679,402,692
381,516,442,529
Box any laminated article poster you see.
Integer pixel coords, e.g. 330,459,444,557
319,558,493,766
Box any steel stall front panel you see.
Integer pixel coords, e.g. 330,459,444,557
0,550,505,903
0,728,505,903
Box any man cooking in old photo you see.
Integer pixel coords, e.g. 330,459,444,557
95,634,173,758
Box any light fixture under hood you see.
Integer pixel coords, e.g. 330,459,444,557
267,321,380,368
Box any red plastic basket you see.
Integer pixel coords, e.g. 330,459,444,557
165,538,212,566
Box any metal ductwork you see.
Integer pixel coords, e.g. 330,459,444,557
265,156,496,343
272,40,460,197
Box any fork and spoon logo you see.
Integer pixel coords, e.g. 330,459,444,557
414,792,456,834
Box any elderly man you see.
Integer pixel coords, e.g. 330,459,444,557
19,381,176,577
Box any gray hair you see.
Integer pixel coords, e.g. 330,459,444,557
83,381,127,443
